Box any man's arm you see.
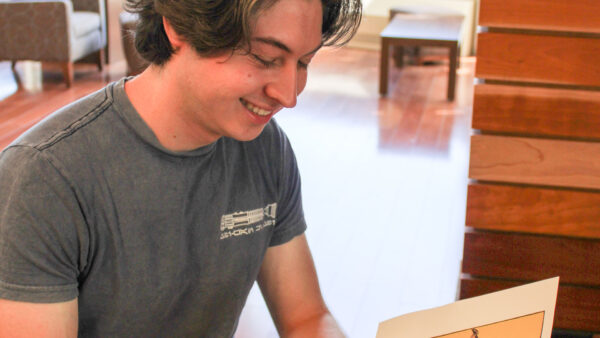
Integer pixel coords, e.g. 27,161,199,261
0,298,78,337
257,234,344,337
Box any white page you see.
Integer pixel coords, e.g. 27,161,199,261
377,277,559,338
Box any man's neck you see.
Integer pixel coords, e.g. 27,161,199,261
124,66,219,152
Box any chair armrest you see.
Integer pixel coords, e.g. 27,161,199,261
0,0,72,61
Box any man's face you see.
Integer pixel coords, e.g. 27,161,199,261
171,0,323,144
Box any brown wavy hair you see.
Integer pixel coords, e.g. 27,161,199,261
124,0,362,65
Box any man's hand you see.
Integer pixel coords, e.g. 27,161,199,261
0,298,78,337
257,234,345,337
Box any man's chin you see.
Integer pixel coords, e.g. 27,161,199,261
229,126,267,142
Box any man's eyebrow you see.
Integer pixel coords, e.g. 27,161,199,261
254,37,291,53
253,37,323,56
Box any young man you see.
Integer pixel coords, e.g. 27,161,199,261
0,0,361,336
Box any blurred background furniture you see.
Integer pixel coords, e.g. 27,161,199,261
461,0,600,335
388,5,464,66
379,11,464,100
349,0,476,58
119,11,147,76
0,0,107,87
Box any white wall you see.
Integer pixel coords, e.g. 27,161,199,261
106,0,479,63
106,0,126,64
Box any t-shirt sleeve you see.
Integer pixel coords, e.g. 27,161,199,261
267,122,307,246
0,146,86,303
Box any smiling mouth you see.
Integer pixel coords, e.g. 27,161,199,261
240,99,273,116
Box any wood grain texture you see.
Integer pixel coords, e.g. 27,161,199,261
469,134,600,190
467,2,600,334
472,84,600,139
460,277,600,332
478,0,600,33
475,32,600,87
462,230,600,286
466,183,600,239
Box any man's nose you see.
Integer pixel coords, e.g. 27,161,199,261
265,65,298,108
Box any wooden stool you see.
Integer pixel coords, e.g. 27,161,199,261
379,13,464,101
388,6,464,66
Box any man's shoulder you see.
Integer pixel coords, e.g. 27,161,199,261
7,81,120,152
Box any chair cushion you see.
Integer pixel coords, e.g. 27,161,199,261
71,11,100,38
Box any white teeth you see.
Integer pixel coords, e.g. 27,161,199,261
241,99,272,116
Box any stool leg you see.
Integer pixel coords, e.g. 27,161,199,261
61,62,74,88
413,46,421,65
392,46,404,68
97,49,105,71
379,39,390,95
447,44,458,101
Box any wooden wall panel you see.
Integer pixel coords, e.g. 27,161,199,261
478,0,600,34
466,183,600,239
469,134,600,190
462,231,600,286
463,1,600,332
460,277,600,332
475,32,600,87
473,84,600,139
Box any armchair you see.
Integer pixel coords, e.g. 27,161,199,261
0,0,107,87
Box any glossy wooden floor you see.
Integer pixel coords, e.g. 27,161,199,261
0,48,475,337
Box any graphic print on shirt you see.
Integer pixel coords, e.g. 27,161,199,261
220,203,277,240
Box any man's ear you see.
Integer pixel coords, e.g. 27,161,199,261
162,17,185,49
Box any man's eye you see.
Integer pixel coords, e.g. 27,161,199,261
252,54,277,68
298,61,309,70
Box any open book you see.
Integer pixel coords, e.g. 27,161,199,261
376,277,559,338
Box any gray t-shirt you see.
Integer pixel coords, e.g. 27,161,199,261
0,78,307,336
